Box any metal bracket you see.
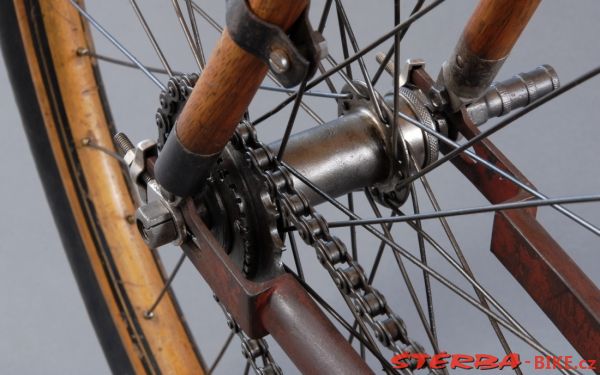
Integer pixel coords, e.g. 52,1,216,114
123,139,157,204
226,0,326,87
399,58,425,87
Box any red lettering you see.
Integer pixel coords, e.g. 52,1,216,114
581,359,596,370
412,353,430,369
552,356,565,369
497,353,521,369
450,354,474,369
534,356,545,369
391,352,411,369
563,356,573,369
475,354,499,370
430,352,451,369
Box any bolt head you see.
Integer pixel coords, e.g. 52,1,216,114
136,200,178,248
268,49,290,74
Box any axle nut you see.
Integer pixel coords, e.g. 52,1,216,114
136,200,178,248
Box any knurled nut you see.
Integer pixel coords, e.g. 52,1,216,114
539,64,560,90
397,87,439,168
517,72,539,103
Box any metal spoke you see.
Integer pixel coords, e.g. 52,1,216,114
143,253,186,319
276,74,310,160
208,331,235,374
317,63,340,96
184,0,206,68
317,0,334,33
129,0,174,77
347,193,358,260
190,1,325,125
414,164,522,375
285,267,402,375
398,64,600,188
288,231,305,280
391,0,401,160
327,194,600,227
395,109,600,236
372,0,425,86
324,55,363,97
77,49,180,76
258,85,349,99
364,191,443,357
408,184,438,346
280,162,579,368
69,0,165,90
81,50,346,99
335,1,353,79
80,137,126,166
171,0,204,71
347,217,395,346
252,0,445,124
389,207,576,375
334,0,384,120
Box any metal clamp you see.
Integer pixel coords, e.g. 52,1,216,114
226,0,326,87
123,139,157,204
115,133,187,248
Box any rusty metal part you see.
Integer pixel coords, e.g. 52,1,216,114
261,276,374,375
411,65,600,366
180,201,373,374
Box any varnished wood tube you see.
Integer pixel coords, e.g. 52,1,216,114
443,0,541,102
155,0,308,196
464,0,541,60
176,0,307,154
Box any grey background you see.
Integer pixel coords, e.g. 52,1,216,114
1,0,599,374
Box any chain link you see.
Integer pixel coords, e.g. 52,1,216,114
216,297,283,375
232,122,437,373
157,75,436,373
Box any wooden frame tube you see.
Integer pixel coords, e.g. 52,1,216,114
155,0,307,197
443,0,541,103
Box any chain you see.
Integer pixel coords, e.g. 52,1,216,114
155,73,199,149
216,296,283,375
157,75,434,373
157,76,282,374
232,122,437,373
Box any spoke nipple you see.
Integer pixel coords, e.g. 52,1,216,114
269,49,290,74
76,47,90,56
143,310,155,320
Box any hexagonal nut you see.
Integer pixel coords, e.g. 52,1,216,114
428,85,448,110
135,200,178,248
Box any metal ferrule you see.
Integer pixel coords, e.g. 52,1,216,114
442,37,507,108
466,65,560,125
154,126,220,197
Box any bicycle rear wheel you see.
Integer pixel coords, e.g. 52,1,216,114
3,0,599,374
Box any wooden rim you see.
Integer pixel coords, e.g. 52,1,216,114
12,0,205,373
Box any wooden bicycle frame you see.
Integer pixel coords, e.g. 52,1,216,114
156,0,599,372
